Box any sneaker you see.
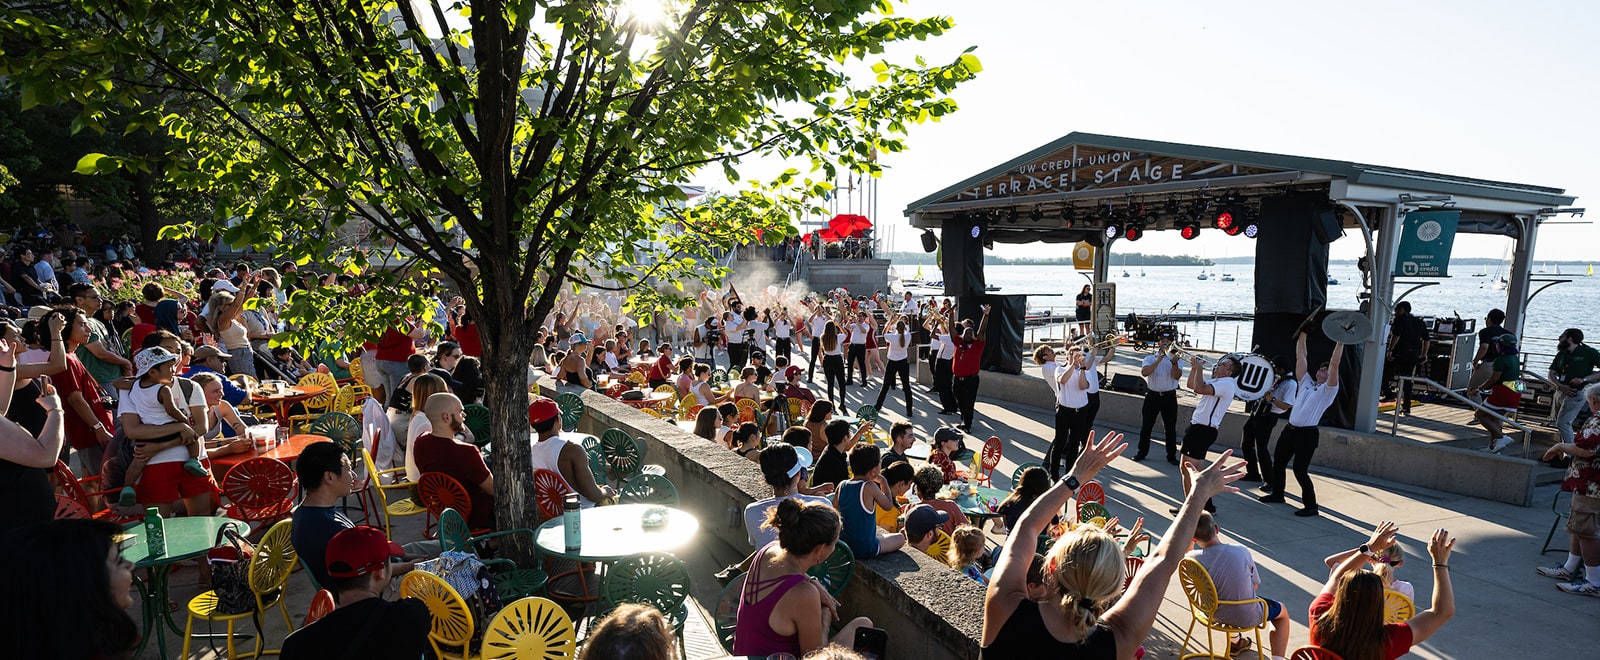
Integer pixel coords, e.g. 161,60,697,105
1556,581,1600,597
1131,454,1147,462
182,458,208,477
1259,493,1286,504
1229,635,1252,655
1294,506,1321,517
1490,437,1515,453
1257,483,1275,493
1240,473,1263,483
118,486,138,508
1537,566,1578,580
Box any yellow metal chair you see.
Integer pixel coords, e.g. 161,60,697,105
402,570,477,660
1384,589,1414,623
362,448,426,540
348,356,367,385
1178,557,1267,660
287,373,339,433
677,395,697,421
923,529,952,564
478,596,578,660
626,371,648,386
640,408,666,419
653,384,677,396
180,519,297,659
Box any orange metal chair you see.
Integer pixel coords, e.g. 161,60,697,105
974,436,1003,487
220,457,298,527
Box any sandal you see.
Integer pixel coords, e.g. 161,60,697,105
1229,636,1252,655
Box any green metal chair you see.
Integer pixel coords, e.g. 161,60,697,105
711,368,729,388
463,403,493,447
600,431,643,482
603,553,690,659
855,404,878,424
554,392,585,430
1078,501,1110,524
712,571,747,649
308,411,363,460
438,508,546,601
585,447,609,487
806,540,854,597
619,474,678,507
1011,462,1043,488
1544,489,1573,554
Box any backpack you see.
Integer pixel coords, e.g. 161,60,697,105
207,528,260,614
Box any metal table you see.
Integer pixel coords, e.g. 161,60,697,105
120,516,251,660
534,503,699,562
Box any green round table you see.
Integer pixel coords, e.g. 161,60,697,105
120,516,251,660
534,503,699,562
945,484,1008,522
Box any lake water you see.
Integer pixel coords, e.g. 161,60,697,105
909,263,1599,372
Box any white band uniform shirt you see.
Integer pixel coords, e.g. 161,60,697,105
1191,376,1237,427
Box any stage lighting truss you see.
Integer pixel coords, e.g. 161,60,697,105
1058,205,1075,228
1124,223,1145,241
1179,222,1201,240
1029,206,1044,222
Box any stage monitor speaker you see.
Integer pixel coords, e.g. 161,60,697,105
941,216,986,298
1109,373,1148,395
959,293,1024,375
1255,193,1329,315
921,229,938,253
1313,209,1344,244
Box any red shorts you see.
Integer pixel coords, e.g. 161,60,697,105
135,459,220,504
1485,384,1521,411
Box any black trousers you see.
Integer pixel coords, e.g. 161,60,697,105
1383,353,1419,404
823,354,847,407
874,358,913,415
1046,404,1088,479
1138,390,1179,458
934,358,956,412
1082,391,1102,435
1270,425,1320,507
775,337,792,363
808,338,822,380
954,374,980,427
728,342,748,372
846,344,868,385
1241,411,1281,478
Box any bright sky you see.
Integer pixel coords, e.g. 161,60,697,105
724,0,1599,262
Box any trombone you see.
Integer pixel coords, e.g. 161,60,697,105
1167,344,1220,367
1067,332,1126,351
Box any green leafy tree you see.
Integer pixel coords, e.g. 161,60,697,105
2,0,977,542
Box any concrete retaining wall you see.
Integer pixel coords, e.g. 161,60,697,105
919,367,1537,506
805,259,891,294
566,386,984,660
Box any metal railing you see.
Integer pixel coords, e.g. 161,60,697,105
1391,376,1533,458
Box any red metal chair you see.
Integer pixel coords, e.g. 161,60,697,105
1123,555,1144,592
220,457,298,527
52,460,141,524
532,468,572,520
304,589,335,626
415,472,476,539
54,493,91,519
974,436,1003,487
1076,480,1106,520
606,382,631,399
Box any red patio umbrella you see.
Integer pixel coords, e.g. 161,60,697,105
828,213,872,238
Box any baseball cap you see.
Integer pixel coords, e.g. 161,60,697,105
1491,333,1518,347
759,443,815,484
192,345,233,361
569,331,589,345
211,280,240,294
133,347,180,379
325,526,404,578
933,426,964,446
904,504,951,539
528,396,561,426
27,305,52,321
783,365,803,382
749,350,767,362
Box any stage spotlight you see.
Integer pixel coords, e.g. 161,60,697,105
1058,206,1075,228
1213,210,1235,231
1243,222,1260,238
1165,200,1182,215
1224,223,1244,236
1029,206,1043,222
1124,223,1144,241
1179,222,1201,240
1104,223,1122,240
1007,207,1019,223
921,229,938,252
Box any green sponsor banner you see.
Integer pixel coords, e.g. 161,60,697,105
1394,210,1460,277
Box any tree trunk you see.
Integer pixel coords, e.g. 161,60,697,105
479,292,538,563
130,169,166,263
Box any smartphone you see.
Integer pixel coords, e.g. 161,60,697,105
853,626,887,660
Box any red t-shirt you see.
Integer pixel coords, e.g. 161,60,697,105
136,302,159,327
56,356,113,449
129,323,158,355
952,337,985,377
647,354,674,382
1307,592,1413,660
412,433,494,529
374,324,415,362
454,322,481,358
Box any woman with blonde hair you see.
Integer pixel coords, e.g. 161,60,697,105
982,432,1245,659
402,373,453,481
578,602,676,660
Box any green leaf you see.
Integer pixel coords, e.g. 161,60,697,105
73,153,109,175
958,53,983,73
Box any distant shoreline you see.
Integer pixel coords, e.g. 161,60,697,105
884,252,1592,268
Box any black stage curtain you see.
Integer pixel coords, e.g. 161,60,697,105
941,215,986,298
1251,311,1360,430
1255,193,1329,315
950,293,1025,375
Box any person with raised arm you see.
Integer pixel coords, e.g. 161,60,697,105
1260,331,1346,517
982,431,1246,659
1310,522,1456,659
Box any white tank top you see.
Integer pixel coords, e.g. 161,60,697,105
529,435,595,508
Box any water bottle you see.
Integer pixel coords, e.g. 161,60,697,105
144,507,167,557
562,493,582,551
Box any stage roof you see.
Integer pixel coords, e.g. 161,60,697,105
904,132,1576,242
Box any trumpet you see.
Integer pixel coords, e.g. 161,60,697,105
1067,333,1127,351
1167,344,1220,366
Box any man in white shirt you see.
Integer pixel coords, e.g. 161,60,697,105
807,308,829,382
1241,359,1296,485
725,305,749,371
1041,345,1091,479
1261,331,1345,517
1177,353,1238,514
846,311,871,387
1137,333,1184,464
926,316,957,414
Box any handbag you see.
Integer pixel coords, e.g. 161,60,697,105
207,528,258,614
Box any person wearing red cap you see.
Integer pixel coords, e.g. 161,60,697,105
528,396,615,507
280,527,433,659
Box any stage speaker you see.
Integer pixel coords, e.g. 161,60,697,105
941,215,987,298
1255,193,1329,315
1109,373,1148,395
955,293,1024,375
1313,208,1344,244
921,229,938,253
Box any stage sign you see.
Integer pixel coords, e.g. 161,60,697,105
1393,210,1460,277
1093,283,1117,336
940,143,1286,205
1072,242,1095,271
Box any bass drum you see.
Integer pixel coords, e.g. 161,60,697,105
1230,352,1277,402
